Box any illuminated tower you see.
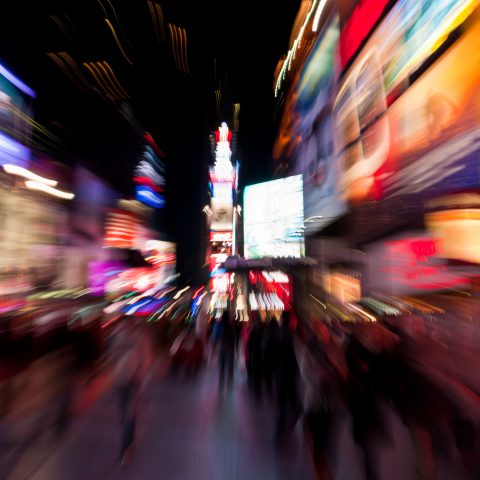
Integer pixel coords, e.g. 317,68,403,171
207,122,235,295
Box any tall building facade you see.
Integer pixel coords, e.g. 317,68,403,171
206,122,238,302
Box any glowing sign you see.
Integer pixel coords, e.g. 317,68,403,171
262,271,290,283
339,0,390,71
104,209,140,249
210,231,232,242
135,185,165,208
212,182,232,201
370,235,473,293
249,292,285,311
215,122,232,146
244,175,305,259
426,209,480,264
209,122,235,287
211,122,234,181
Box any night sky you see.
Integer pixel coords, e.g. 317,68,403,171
0,0,300,282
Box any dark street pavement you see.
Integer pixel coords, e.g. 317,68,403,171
0,350,464,480
2,356,315,480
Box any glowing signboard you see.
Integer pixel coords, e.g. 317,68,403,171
244,175,305,259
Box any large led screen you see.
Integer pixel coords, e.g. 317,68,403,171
333,2,480,243
334,0,479,204
243,175,305,259
293,15,346,232
210,197,233,232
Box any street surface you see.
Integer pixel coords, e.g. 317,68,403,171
0,347,464,480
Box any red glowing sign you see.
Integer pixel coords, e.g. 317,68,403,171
133,176,164,192
388,238,442,266
339,0,391,71
215,124,232,146
144,132,165,157
104,209,139,249
382,237,470,290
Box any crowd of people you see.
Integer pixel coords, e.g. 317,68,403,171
203,307,480,480
3,299,479,478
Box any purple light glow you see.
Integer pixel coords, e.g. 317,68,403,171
0,62,36,98
0,132,30,168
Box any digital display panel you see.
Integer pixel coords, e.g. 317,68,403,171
333,3,480,243
243,175,305,259
295,16,339,129
0,62,35,149
284,15,346,233
210,197,233,232
334,0,480,205
294,16,345,232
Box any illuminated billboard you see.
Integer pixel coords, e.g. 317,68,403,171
134,140,166,209
295,16,339,130
210,197,233,231
333,2,480,243
243,175,305,259
365,233,474,295
334,0,480,204
292,15,346,232
0,61,35,154
104,209,139,249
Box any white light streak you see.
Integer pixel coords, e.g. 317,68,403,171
3,164,58,187
347,303,377,322
25,181,74,200
275,0,322,97
312,0,328,32
173,285,190,300
309,293,326,309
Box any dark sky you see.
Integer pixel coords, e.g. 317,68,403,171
0,0,300,282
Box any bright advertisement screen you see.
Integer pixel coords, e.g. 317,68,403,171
291,16,346,232
295,16,339,129
210,197,233,232
243,175,305,259
334,0,480,205
0,62,35,151
345,8,480,243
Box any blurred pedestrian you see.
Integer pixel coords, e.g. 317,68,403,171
246,311,265,402
274,311,301,447
344,323,400,480
388,317,453,480
262,317,280,400
218,310,235,392
111,325,149,466
54,344,77,437
297,330,336,480
170,326,204,377
209,310,222,361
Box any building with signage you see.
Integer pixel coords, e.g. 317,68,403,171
272,0,480,306
206,122,238,300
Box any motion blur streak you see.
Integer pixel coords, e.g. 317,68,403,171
47,53,90,92
3,164,58,186
101,61,130,98
24,181,75,199
96,62,127,99
104,19,133,65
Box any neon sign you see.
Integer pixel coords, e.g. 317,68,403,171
381,237,471,290
210,231,232,242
